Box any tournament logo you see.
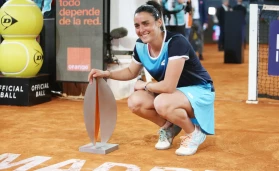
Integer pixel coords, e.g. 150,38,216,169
1,12,18,30
33,50,43,66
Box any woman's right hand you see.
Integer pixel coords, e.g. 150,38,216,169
88,69,109,84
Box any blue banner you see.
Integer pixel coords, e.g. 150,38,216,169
268,20,279,75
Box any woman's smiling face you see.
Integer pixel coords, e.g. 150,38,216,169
134,11,162,43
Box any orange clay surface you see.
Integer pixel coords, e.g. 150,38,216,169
0,44,278,171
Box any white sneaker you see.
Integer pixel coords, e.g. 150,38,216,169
175,126,206,156
155,128,173,150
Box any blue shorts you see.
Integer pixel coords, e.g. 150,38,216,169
177,83,215,135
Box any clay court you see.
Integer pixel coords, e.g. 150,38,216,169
0,44,279,171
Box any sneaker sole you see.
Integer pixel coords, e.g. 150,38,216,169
155,138,173,150
155,145,171,150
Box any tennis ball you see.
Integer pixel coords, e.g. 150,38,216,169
0,39,44,77
0,0,43,38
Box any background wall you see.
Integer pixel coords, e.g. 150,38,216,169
109,0,251,51
110,0,148,51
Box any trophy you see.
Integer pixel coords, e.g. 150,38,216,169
79,78,118,154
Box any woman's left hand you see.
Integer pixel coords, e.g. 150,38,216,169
134,80,146,91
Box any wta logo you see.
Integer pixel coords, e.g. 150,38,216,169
33,50,43,67
1,12,18,30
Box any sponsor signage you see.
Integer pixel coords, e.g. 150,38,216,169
56,0,104,82
0,75,51,106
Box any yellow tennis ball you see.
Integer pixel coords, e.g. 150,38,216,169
0,39,44,77
0,0,43,38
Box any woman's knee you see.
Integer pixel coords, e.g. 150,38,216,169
154,94,171,118
127,93,144,113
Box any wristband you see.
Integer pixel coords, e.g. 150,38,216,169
144,82,151,91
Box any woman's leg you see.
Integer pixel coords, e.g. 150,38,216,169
154,90,206,155
127,90,181,150
127,90,166,127
154,90,195,134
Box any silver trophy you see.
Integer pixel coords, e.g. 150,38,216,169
79,78,118,154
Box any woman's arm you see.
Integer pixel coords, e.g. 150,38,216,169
145,57,186,94
108,61,143,81
88,60,143,83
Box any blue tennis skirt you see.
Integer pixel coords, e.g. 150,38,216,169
177,83,215,135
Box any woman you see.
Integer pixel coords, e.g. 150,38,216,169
88,0,215,156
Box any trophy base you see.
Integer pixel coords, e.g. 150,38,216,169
79,142,118,154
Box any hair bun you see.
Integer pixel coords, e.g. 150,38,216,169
146,0,162,14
